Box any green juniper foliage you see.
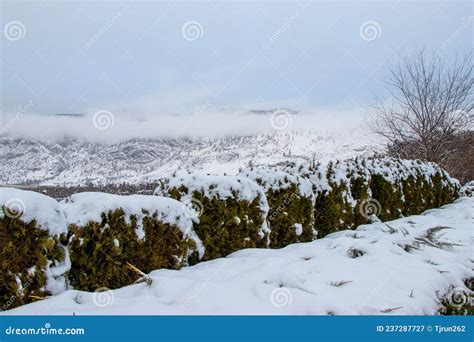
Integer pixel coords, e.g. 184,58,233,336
160,158,459,258
311,158,459,238
0,209,66,310
2,157,462,302
67,208,196,291
266,185,314,248
368,174,404,222
166,186,267,261
242,170,315,248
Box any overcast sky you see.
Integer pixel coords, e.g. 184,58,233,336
1,0,472,117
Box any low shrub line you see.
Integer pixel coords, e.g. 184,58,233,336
0,157,461,309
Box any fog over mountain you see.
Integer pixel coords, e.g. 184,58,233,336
1,107,366,142
1,108,381,186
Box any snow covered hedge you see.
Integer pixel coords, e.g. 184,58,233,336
155,173,270,261
64,193,204,291
155,158,460,260
8,197,473,315
282,157,461,237
0,188,69,311
239,168,316,248
1,157,462,304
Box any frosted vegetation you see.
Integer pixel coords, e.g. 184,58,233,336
5,197,473,315
1,156,464,313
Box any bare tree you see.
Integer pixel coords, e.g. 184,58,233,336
370,51,473,172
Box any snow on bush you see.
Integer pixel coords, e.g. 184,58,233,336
461,180,474,197
63,192,203,291
155,172,270,260
281,157,460,237
7,197,472,315
239,168,316,247
0,188,69,311
0,157,462,309
0,188,68,236
61,192,201,243
155,158,460,259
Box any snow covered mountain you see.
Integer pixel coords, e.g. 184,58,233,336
0,130,381,186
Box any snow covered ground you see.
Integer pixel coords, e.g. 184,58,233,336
5,197,473,315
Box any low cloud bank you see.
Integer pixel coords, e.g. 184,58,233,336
1,108,366,143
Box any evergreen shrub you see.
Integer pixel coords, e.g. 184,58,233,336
64,193,202,291
240,169,315,248
155,173,269,260
0,188,68,310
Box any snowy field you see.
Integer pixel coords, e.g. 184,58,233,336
5,197,473,315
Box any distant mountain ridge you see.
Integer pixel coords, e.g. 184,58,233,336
0,130,380,186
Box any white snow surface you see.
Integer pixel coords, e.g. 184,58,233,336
6,197,473,315
0,187,68,235
294,223,303,236
155,172,267,203
284,157,456,191
239,168,314,199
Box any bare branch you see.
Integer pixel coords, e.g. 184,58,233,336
369,50,473,176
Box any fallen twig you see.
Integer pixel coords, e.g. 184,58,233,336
126,262,153,286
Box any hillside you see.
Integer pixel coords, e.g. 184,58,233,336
0,130,380,186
